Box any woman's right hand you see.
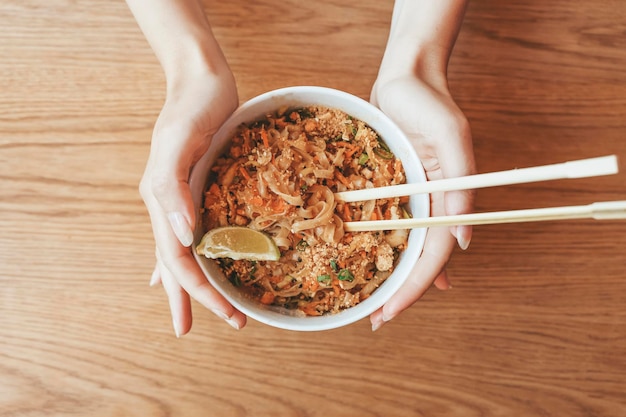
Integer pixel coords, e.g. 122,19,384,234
139,60,246,337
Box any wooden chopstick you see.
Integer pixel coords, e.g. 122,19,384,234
343,201,626,232
335,155,618,203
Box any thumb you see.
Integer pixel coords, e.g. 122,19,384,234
149,125,208,248
438,120,476,250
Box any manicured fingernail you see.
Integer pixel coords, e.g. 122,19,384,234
212,309,230,321
167,211,194,247
149,267,160,287
455,227,471,251
458,235,470,251
172,319,182,338
226,318,241,330
372,319,385,332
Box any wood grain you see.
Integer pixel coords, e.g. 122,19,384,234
1,0,625,416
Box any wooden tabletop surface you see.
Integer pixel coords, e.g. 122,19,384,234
2,1,625,416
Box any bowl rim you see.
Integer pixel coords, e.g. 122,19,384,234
189,86,429,331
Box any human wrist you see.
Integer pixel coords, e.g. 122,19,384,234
162,37,235,101
376,0,467,92
377,40,450,92
160,32,227,85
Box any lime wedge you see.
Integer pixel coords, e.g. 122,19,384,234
195,227,280,261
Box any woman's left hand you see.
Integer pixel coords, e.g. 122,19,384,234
370,73,476,331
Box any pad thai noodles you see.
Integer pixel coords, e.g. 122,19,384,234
199,105,411,316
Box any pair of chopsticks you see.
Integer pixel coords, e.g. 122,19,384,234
338,155,626,232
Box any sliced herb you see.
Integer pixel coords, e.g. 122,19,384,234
229,271,242,287
338,268,354,282
357,153,369,165
330,259,339,272
373,146,394,160
317,274,331,283
296,239,309,252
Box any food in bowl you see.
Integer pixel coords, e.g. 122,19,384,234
196,105,412,316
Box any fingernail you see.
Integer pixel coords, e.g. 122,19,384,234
172,319,182,338
458,235,470,251
372,319,385,332
382,312,394,323
226,318,241,330
149,267,160,287
167,211,194,247
212,309,230,321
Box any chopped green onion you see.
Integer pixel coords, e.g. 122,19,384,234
358,153,369,165
330,259,339,272
296,239,309,252
338,268,354,282
317,274,331,283
377,139,391,152
373,146,394,160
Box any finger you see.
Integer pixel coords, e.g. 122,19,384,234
381,226,455,322
372,259,451,332
370,307,384,332
446,189,474,250
433,269,452,290
149,263,162,287
149,122,210,247
436,119,476,250
151,201,247,330
157,255,192,337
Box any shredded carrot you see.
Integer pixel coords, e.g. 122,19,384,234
331,279,341,297
241,130,251,153
343,204,352,221
335,170,351,187
230,145,242,158
260,128,270,148
302,302,322,316
208,183,220,196
303,278,319,293
370,210,379,221
275,118,287,129
375,206,384,221
334,141,359,158
270,198,285,213
345,148,359,159
250,196,264,206
260,292,275,305
239,166,251,181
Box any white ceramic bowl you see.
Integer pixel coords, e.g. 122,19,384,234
189,86,429,331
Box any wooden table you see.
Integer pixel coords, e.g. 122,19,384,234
2,1,625,415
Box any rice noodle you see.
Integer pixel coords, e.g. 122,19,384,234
199,106,411,316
